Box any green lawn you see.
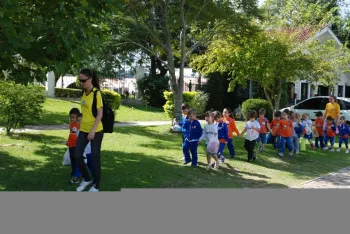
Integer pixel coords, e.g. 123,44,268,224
33,98,169,125
1,124,350,191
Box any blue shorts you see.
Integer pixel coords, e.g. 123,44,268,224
257,133,267,144
303,133,313,140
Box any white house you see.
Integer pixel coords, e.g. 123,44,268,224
291,25,350,103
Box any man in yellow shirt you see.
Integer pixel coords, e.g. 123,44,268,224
324,96,340,124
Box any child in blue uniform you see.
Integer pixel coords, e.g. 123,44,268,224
214,111,229,163
183,108,203,167
337,116,350,153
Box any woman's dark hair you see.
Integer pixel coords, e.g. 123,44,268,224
80,68,100,89
224,107,234,118
69,108,80,116
330,95,337,102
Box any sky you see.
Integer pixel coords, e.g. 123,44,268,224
257,0,350,17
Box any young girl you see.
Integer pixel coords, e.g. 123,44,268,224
291,113,304,155
257,108,269,152
313,111,325,149
278,112,294,157
223,108,240,158
214,111,229,163
337,116,350,153
199,111,220,170
301,113,315,149
323,116,337,152
183,108,203,167
240,111,260,162
266,111,281,150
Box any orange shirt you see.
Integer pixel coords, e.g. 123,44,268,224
67,122,80,148
223,117,239,138
326,122,336,137
270,119,281,136
279,119,293,138
258,116,269,134
314,118,324,136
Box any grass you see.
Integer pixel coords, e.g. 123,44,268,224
1,124,350,191
33,98,169,125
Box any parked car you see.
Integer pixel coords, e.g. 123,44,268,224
280,96,350,121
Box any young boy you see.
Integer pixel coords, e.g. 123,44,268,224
214,111,229,163
240,110,260,162
223,108,240,158
183,108,203,167
337,116,350,153
179,104,190,160
323,116,337,152
257,108,269,152
313,111,325,149
278,112,294,157
199,111,220,170
66,108,81,184
291,113,304,155
301,113,315,149
266,111,281,150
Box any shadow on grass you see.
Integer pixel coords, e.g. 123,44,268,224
33,110,69,125
9,133,67,145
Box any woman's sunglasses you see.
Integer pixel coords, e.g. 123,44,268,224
79,77,91,83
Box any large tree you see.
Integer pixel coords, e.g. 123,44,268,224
111,0,260,120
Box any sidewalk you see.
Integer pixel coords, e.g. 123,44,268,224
294,166,350,189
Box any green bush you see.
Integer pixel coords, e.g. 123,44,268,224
163,91,209,119
0,81,46,135
101,89,121,111
55,88,82,98
241,99,272,120
137,76,169,107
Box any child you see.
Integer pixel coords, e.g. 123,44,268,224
337,116,350,153
301,113,315,149
323,116,337,152
257,108,269,152
278,112,294,157
214,111,229,163
291,113,304,155
199,111,220,170
183,108,203,167
240,110,260,162
66,108,81,184
313,111,325,149
266,111,281,150
179,104,190,160
223,108,240,158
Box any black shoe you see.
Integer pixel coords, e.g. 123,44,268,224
253,152,256,160
231,155,235,158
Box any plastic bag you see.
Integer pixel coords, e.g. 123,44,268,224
312,127,319,138
300,138,306,152
62,149,87,166
207,138,219,154
172,124,182,132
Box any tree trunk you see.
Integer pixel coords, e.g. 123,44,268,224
150,56,157,77
197,73,202,90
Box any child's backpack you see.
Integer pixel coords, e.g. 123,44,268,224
92,89,115,133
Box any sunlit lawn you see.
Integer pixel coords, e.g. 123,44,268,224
1,124,350,191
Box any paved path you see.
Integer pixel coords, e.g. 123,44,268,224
295,166,350,189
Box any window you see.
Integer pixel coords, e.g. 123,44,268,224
301,83,309,100
342,100,350,110
320,98,329,110
295,98,322,109
338,86,344,97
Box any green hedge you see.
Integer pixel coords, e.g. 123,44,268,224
102,89,121,110
55,88,83,98
54,88,121,110
163,91,196,119
241,99,272,120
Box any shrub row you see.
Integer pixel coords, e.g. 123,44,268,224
241,99,272,120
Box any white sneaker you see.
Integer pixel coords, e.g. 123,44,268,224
336,148,341,152
88,186,99,192
214,162,220,170
207,164,211,170
323,147,329,150
76,180,92,192
278,153,284,157
330,149,335,152
346,149,349,154
296,151,299,155
289,152,293,157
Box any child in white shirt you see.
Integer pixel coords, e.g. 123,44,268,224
240,110,261,162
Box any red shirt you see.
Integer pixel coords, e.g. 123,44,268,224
314,118,324,136
258,116,269,134
270,119,281,136
326,122,336,137
67,122,80,148
223,117,239,139
279,119,293,138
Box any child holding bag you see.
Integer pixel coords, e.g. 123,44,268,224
199,111,220,170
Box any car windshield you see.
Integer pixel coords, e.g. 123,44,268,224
342,100,350,110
